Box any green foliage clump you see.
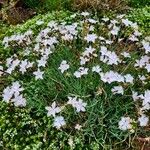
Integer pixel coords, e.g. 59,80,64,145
23,0,42,9
128,0,150,8
0,101,75,150
43,0,72,11
0,10,150,150
22,0,72,12
127,6,150,34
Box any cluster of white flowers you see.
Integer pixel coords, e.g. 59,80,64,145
67,96,87,112
100,46,121,65
45,96,87,129
61,24,78,41
45,102,65,129
80,46,97,65
119,90,150,131
100,71,124,84
1,11,150,131
2,81,26,107
2,30,33,48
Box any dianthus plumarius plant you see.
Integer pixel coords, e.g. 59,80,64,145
0,11,150,149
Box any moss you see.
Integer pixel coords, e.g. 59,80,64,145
127,6,150,34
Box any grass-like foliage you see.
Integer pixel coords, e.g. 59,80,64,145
0,11,150,149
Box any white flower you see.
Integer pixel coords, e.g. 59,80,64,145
99,36,105,41
110,26,120,35
33,69,44,80
75,98,87,112
145,64,150,72
124,74,134,84
37,57,47,67
89,25,94,31
142,90,150,110
122,19,132,26
116,14,125,19
2,86,13,103
25,30,33,36
100,71,124,84
134,30,142,36
2,82,26,107
129,35,139,42
67,96,78,106
2,36,9,47
11,81,24,95
19,59,28,74
44,37,58,46
80,57,90,65
65,24,77,35
79,46,96,65
110,20,118,25
12,94,26,107
81,12,90,17
105,40,113,45
132,91,141,101
0,66,4,76
100,46,121,65
74,67,89,78
111,86,124,95
6,57,13,67
67,96,87,112
84,34,97,43
74,71,81,78
58,60,70,73
53,116,66,129
26,61,34,68
83,46,96,57
141,103,150,111
138,75,146,81
75,124,82,130
118,117,132,131
6,59,20,74
92,65,102,73
45,101,61,117
102,17,109,22
87,18,98,24
62,34,73,41
70,14,77,18
134,55,150,68
130,22,138,29
121,52,131,58
47,21,58,28
36,20,44,25
138,114,149,127
142,40,150,54
68,137,74,147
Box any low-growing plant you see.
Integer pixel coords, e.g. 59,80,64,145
43,0,72,11
128,6,150,34
0,11,150,150
128,0,150,8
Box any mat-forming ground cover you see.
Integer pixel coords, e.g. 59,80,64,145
0,11,150,149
